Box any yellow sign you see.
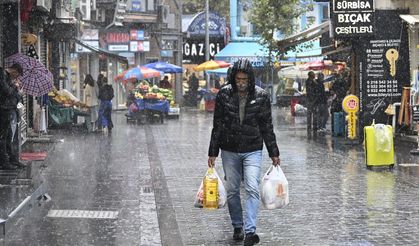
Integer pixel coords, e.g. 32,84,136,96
346,112,357,139
342,95,359,113
342,95,359,139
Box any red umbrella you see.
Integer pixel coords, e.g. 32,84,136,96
300,60,333,71
115,66,162,83
5,53,53,96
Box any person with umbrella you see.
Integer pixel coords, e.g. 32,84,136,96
0,64,25,169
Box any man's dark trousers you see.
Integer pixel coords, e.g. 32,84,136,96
0,109,13,164
306,104,318,131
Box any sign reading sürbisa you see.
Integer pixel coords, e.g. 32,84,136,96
332,0,375,37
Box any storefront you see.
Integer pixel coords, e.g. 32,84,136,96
400,15,419,103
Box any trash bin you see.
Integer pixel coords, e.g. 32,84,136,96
364,123,395,168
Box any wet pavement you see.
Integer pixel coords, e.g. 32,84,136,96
2,107,419,245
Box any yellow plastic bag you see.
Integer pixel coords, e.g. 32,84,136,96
194,168,227,209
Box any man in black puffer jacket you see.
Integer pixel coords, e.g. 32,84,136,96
208,59,280,246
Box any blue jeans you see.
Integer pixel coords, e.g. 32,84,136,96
99,100,113,128
221,150,263,234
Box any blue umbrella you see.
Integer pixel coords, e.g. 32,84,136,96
143,61,183,73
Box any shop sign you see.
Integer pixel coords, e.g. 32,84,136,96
342,95,359,113
132,1,142,12
81,29,99,40
143,41,150,52
413,105,419,122
227,56,266,68
183,38,225,64
187,11,226,38
161,50,173,57
332,0,375,37
356,10,410,127
106,32,130,44
342,95,359,140
129,41,144,52
130,29,144,41
76,41,99,53
108,44,129,51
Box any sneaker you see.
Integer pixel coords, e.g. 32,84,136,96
244,233,260,246
233,227,244,241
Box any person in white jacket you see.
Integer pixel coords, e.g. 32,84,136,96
83,74,99,131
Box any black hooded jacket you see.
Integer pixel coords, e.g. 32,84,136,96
208,61,279,157
0,68,21,110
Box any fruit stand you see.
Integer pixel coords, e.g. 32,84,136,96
126,83,171,124
48,89,90,128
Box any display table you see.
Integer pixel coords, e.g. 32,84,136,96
127,98,170,123
48,101,73,126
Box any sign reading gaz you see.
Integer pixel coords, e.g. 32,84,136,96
332,0,375,37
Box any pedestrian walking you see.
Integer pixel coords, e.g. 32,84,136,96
316,72,328,132
188,73,199,106
208,59,280,246
98,77,114,133
305,71,319,133
83,74,99,131
0,64,25,170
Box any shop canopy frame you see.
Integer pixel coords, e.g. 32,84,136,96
276,21,330,51
399,15,419,27
74,39,128,65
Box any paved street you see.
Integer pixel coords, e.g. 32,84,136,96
3,107,419,245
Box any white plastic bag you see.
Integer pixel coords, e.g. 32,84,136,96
261,165,289,209
194,168,227,208
374,124,392,152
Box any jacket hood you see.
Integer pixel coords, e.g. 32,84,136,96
228,59,255,95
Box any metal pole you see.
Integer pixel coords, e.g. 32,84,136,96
205,0,210,89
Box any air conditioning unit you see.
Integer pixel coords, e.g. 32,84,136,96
36,0,52,12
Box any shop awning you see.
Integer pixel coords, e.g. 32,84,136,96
214,42,269,68
276,21,330,50
282,40,323,62
400,15,419,26
74,39,128,64
215,42,269,58
322,46,352,56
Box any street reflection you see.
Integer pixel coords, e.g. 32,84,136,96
366,171,395,238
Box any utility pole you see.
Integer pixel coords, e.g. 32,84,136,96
205,0,210,89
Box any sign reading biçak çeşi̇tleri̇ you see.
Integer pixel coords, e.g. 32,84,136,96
332,0,375,37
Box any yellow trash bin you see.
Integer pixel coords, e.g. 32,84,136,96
364,123,395,168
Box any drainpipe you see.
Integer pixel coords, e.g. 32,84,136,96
230,0,258,42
